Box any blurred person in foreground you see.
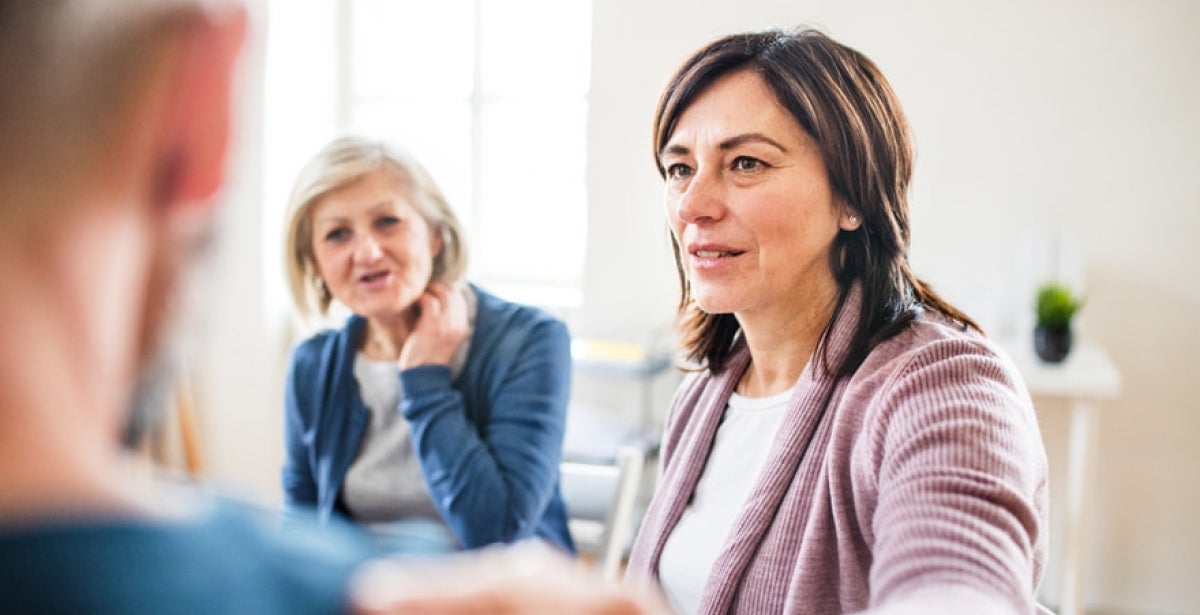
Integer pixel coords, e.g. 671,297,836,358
280,137,573,555
0,1,661,613
624,29,1050,614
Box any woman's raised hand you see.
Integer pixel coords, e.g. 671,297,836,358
397,283,470,370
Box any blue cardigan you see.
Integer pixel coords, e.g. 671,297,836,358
282,285,575,552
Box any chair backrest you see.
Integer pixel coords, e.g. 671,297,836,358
560,445,645,582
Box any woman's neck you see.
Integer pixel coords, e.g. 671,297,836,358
735,283,840,398
361,308,418,361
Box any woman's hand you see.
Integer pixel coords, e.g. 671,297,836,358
397,283,469,370
350,542,672,615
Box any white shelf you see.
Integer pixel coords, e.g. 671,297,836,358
998,338,1121,401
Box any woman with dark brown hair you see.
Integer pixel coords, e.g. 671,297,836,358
625,30,1050,614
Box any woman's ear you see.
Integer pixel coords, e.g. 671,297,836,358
430,225,446,260
154,5,248,211
839,206,863,232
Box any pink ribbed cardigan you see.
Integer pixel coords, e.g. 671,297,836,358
626,294,1049,615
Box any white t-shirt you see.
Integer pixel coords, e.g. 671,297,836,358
657,387,792,614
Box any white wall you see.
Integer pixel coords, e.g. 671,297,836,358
583,1,1200,613
199,1,1198,612
195,1,343,505
192,1,282,504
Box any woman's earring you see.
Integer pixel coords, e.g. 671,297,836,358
848,214,861,228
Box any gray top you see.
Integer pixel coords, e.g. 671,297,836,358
340,283,475,528
341,354,444,525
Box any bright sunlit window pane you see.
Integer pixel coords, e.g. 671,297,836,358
480,0,593,97
263,2,341,324
350,100,474,231
351,0,475,99
477,99,588,286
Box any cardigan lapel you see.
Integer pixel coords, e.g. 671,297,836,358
629,286,867,611
634,342,751,580
318,316,370,521
697,351,840,613
697,287,863,613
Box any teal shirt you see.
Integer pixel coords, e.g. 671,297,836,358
282,284,575,552
0,498,372,614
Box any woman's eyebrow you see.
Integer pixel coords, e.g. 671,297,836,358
312,214,347,226
366,200,399,215
314,200,396,225
719,132,788,153
659,132,789,161
660,143,691,159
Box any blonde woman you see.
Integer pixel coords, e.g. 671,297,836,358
281,137,574,554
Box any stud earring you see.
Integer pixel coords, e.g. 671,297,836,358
848,214,860,226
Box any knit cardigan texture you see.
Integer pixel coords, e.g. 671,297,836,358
627,289,1049,614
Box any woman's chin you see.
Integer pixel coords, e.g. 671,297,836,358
353,296,420,322
693,300,738,316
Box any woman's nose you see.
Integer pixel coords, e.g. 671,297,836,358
352,233,384,262
673,169,725,224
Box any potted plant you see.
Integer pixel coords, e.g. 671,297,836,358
1034,282,1082,363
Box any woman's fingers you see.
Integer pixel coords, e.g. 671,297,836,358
440,285,469,336
398,284,469,369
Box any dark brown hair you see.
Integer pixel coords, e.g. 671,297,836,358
656,28,978,378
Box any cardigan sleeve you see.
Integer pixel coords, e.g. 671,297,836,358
281,344,319,512
398,318,572,549
864,338,1048,615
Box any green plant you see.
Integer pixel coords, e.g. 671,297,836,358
1035,283,1082,332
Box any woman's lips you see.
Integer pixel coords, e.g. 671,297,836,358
687,243,745,272
359,270,391,287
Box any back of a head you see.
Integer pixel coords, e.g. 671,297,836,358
0,0,246,451
0,0,199,231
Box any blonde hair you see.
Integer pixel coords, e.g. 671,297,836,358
283,136,468,319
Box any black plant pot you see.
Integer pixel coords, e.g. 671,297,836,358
1034,325,1073,363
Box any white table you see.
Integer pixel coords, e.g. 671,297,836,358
998,338,1121,615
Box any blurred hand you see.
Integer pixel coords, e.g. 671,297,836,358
397,283,469,370
350,542,672,615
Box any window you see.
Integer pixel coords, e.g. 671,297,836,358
263,0,592,321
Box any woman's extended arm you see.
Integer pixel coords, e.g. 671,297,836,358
866,340,1048,615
